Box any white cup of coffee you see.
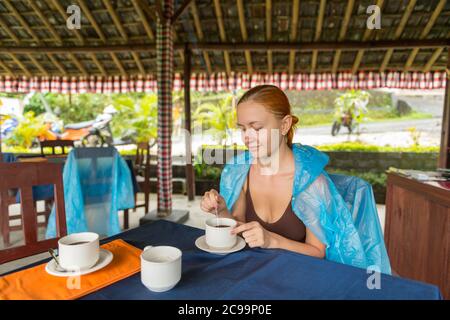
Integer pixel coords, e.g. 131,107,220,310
58,232,100,271
205,217,237,250
141,246,182,292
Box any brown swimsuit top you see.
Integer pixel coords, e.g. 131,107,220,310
244,167,307,243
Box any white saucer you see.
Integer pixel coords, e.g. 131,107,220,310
45,248,113,277
195,235,246,255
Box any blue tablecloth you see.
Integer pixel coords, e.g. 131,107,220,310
74,220,441,300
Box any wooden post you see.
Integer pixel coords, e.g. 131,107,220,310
184,43,196,200
439,49,450,169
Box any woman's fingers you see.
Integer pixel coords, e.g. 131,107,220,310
201,191,216,213
201,189,224,214
242,230,256,239
247,240,260,248
208,190,219,208
231,222,257,235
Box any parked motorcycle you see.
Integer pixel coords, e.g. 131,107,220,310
0,116,18,141
38,105,121,147
331,110,355,136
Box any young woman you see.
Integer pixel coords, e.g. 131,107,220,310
200,85,391,274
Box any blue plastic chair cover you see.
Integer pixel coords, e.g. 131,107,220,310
328,173,390,274
46,147,135,238
219,143,391,275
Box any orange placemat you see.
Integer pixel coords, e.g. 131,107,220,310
0,239,142,300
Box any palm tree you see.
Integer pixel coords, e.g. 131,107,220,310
193,95,237,146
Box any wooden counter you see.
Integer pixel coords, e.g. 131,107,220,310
385,172,450,299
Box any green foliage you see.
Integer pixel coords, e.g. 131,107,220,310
111,94,158,143
194,163,222,180
193,95,237,144
5,111,46,148
193,152,222,180
334,90,370,130
38,93,107,124
327,169,387,188
407,127,421,147
20,93,160,144
23,94,46,115
317,141,439,153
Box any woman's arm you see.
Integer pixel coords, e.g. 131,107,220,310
232,221,325,259
269,227,326,258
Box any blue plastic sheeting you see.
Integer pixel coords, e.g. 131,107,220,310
46,147,135,238
219,144,391,275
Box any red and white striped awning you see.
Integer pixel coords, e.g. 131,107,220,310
0,71,446,94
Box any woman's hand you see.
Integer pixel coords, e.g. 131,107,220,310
200,189,228,216
231,221,275,248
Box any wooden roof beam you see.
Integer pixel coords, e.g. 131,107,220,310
50,0,88,76
423,29,450,72
1,39,447,54
103,0,145,75
0,56,14,76
266,0,272,74
311,0,326,73
352,0,384,74
103,0,129,41
380,0,417,72
77,0,107,42
131,0,155,40
68,53,88,76
90,53,107,75
405,0,446,71
47,54,66,75
9,54,32,77
213,0,231,76
28,0,62,44
132,52,146,74
51,0,85,44
3,1,40,43
331,0,354,74
0,15,20,43
2,2,52,77
28,55,49,76
28,0,68,76
237,0,252,74
289,0,300,75
423,48,444,72
172,0,194,25
191,1,212,74
77,0,125,76
111,53,127,75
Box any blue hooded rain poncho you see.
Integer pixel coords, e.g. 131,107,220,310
219,143,391,275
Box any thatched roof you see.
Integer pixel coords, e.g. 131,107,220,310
0,0,449,77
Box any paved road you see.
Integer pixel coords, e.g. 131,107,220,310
298,117,443,136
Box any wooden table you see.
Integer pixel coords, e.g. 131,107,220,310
385,172,450,299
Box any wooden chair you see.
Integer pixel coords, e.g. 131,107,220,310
40,140,74,157
0,162,67,264
124,142,151,229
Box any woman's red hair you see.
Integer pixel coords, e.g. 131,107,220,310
237,85,299,148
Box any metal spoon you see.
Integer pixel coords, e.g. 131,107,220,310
48,248,67,273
